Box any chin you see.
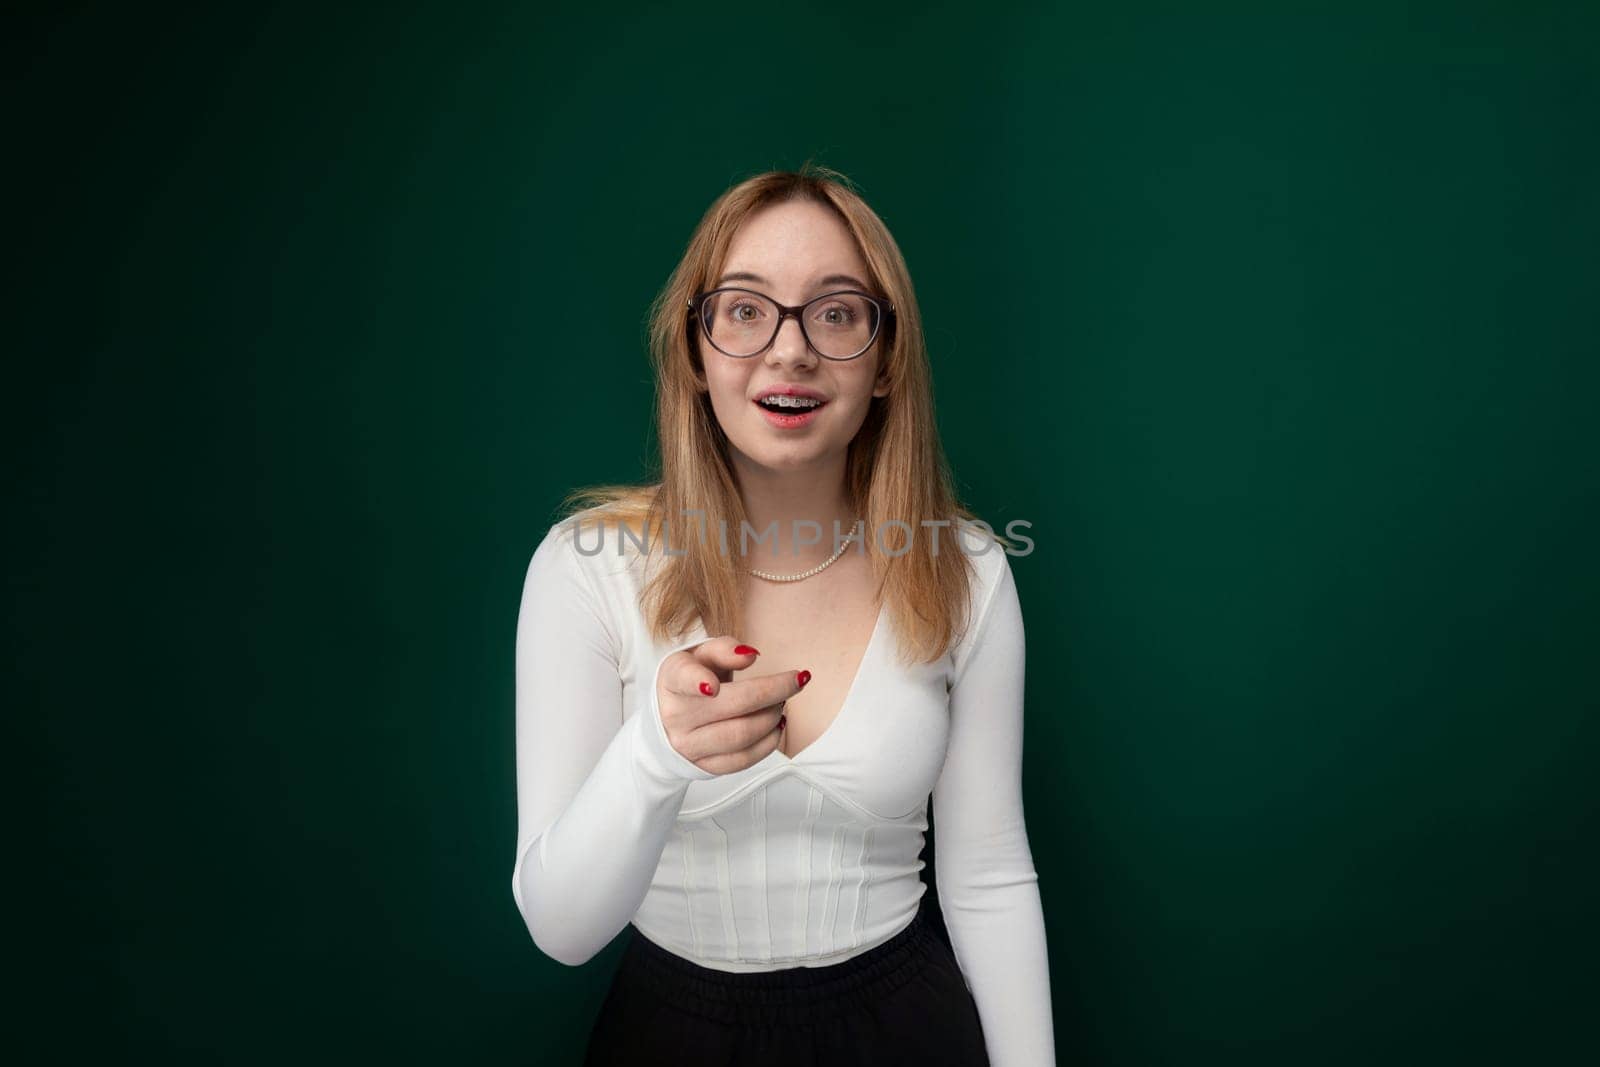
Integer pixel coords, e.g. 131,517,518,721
747,446,827,470
729,437,837,472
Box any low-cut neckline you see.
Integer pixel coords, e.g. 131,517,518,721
763,600,887,767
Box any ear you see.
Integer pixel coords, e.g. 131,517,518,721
871,361,892,399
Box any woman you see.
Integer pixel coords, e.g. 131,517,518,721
511,166,1055,1065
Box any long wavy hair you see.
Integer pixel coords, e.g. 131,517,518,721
558,163,1010,667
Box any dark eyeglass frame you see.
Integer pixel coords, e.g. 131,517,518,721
686,286,896,362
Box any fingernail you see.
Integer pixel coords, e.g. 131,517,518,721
778,714,787,731
797,670,811,687
699,682,714,696
734,645,760,656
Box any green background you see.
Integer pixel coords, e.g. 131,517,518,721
12,1,1597,1063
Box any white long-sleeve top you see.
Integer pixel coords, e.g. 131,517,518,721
511,512,1055,1066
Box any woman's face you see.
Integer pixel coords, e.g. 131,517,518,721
695,199,891,476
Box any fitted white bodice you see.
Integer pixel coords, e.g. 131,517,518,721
510,511,1055,1065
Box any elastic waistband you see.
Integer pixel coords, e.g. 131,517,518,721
617,907,938,1026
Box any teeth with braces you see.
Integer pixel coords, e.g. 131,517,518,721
761,395,822,409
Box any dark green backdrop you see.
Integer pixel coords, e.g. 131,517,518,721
12,1,1597,1063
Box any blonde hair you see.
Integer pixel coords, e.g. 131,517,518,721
559,163,1012,667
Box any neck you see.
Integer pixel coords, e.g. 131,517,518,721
730,453,859,567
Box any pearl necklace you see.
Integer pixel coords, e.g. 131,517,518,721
747,520,864,583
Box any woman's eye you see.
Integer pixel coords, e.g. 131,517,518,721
729,302,761,322
816,305,853,326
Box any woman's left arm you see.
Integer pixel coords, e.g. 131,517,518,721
932,550,1057,1067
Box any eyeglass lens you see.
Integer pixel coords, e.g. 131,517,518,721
700,290,880,359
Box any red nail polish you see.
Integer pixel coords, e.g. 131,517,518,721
734,645,759,656
797,670,811,687
699,682,714,696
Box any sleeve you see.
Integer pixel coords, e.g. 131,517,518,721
931,549,1057,1066
510,523,717,966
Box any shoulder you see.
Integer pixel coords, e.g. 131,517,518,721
528,503,659,593
528,510,583,568
525,507,610,586
951,519,1014,608
948,520,1022,671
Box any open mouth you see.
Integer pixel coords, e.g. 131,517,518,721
755,396,827,414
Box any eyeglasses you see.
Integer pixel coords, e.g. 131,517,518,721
687,287,894,361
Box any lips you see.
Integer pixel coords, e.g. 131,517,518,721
752,396,825,428
749,383,829,430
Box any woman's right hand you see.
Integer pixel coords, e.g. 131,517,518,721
655,638,811,776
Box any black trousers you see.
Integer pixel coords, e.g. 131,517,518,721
583,900,991,1066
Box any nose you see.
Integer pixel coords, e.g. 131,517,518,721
766,312,818,369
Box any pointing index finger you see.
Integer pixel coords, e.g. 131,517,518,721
707,665,809,722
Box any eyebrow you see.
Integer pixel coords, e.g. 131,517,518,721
715,271,872,294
